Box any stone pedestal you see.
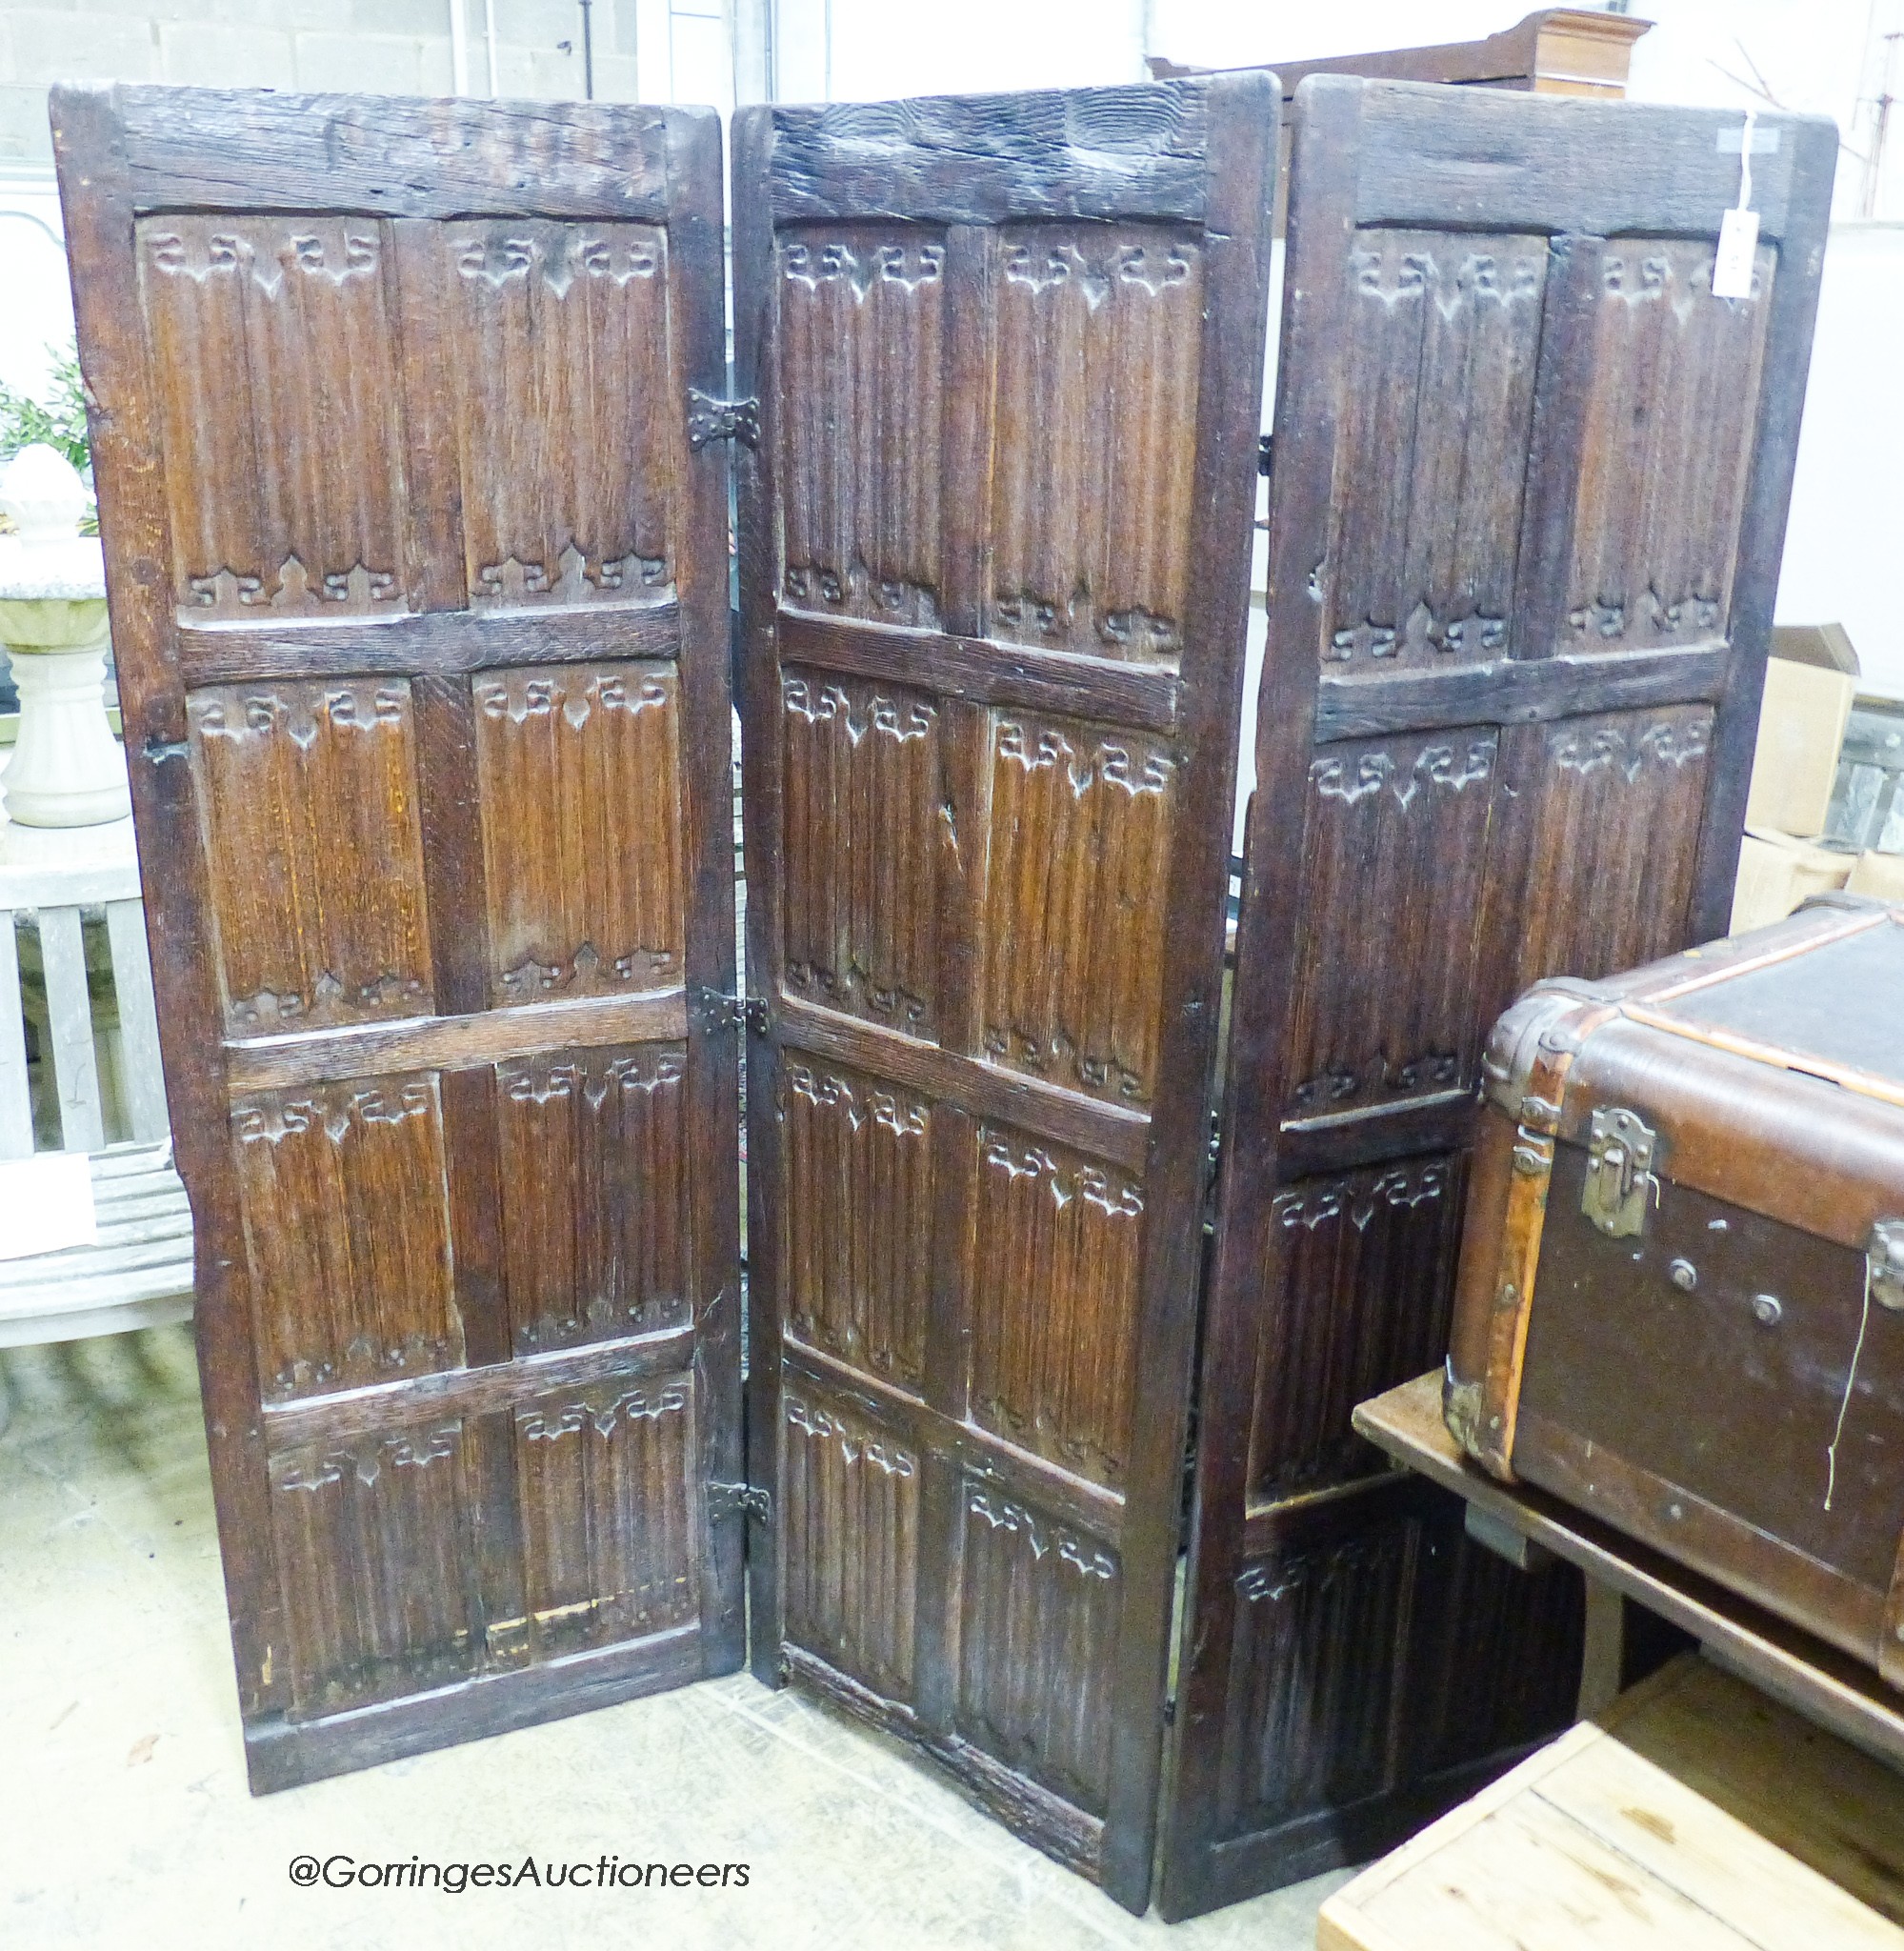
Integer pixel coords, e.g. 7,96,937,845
0,444,130,830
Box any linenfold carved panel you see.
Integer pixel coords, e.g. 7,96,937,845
514,1377,698,1655
474,662,684,1003
991,224,1203,659
269,1418,480,1715
444,222,675,606
781,1385,920,1703
138,215,409,621
232,1074,459,1402
1497,704,1714,996
1284,730,1499,1118
1406,1525,1585,1777
1248,1159,1466,1505
781,670,941,1035
970,1128,1143,1489
1564,240,1774,654
190,680,432,1033
777,228,946,628
957,1485,1119,1815
980,714,1175,1104
781,1059,932,1391
1324,231,1546,669
1217,1519,1418,1840
495,1045,690,1354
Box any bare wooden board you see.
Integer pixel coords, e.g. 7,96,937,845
1353,1373,1904,1776
1317,1654,1904,1950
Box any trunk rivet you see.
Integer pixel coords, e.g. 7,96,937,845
1669,1258,1697,1292
1752,1293,1783,1326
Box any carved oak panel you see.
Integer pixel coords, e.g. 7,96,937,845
231,1074,459,1403
474,662,685,1003
189,680,432,1033
63,90,739,1788
781,1382,921,1704
495,1044,690,1355
991,224,1203,658
781,1058,932,1392
970,1127,1143,1490
1495,703,1715,997
514,1376,698,1656
739,78,1275,1910
1166,83,1833,1918
269,1417,482,1716
1246,1158,1467,1505
777,227,947,629
1215,1516,1418,1840
780,669,941,1036
980,714,1176,1106
1284,730,1499,1118
443,221,675,606
138,215,409,621
955,1484,1121,1816
1325,231,1546,670
1563,240,1774,655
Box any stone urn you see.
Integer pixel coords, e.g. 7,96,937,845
0,443,130,828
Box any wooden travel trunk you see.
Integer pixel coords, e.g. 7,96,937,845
1447,895,1904,1690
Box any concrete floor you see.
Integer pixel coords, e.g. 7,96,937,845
0,1325,1350,1950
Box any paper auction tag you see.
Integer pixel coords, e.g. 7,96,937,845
1713,108,1759,301
1714,207,1761,299
0,1152,99,1260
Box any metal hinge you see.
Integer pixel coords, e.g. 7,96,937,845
694,987,769,1036
143,736,190,764
687,388,760,450
707,1480,772,1523
1872,1219,1904,1312
1582,1105,1659,1238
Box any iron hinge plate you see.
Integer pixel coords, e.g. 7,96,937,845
1872,1218,1904,1312
707,1480,772,1523
694,988,769,1036
1582,1104,1659,1238
687,388,760,450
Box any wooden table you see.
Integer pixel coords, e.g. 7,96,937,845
1319,1653,1904,1950
1353,1373,1904,1777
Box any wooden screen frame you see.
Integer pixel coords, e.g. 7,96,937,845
731,78,1277,1912
1157,76,1838,1919
53,84,745,1787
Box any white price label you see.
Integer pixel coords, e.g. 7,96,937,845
1713,206,1760,300
1714,108,1761,302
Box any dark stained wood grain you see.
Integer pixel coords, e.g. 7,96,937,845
1348,77,1814,240
1315,641,1730,741
778,612,1181,733
55,83,742,1791
767,85,1213,227
1157,78,1835,1921
53,80,292,1726
736,74,1278,1916
222,989,690,1092
175,602,681,687
104,84,672,220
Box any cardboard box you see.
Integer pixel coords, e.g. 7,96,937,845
1770,622,1859,677
1846,849,1904,903
1730,828,1854,935
1745,656,1858,838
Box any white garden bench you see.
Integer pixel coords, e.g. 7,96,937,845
0,810,192,1426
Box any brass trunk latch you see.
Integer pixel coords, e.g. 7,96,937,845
1582,1105,1659,1237
1872,1219,1904,1312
